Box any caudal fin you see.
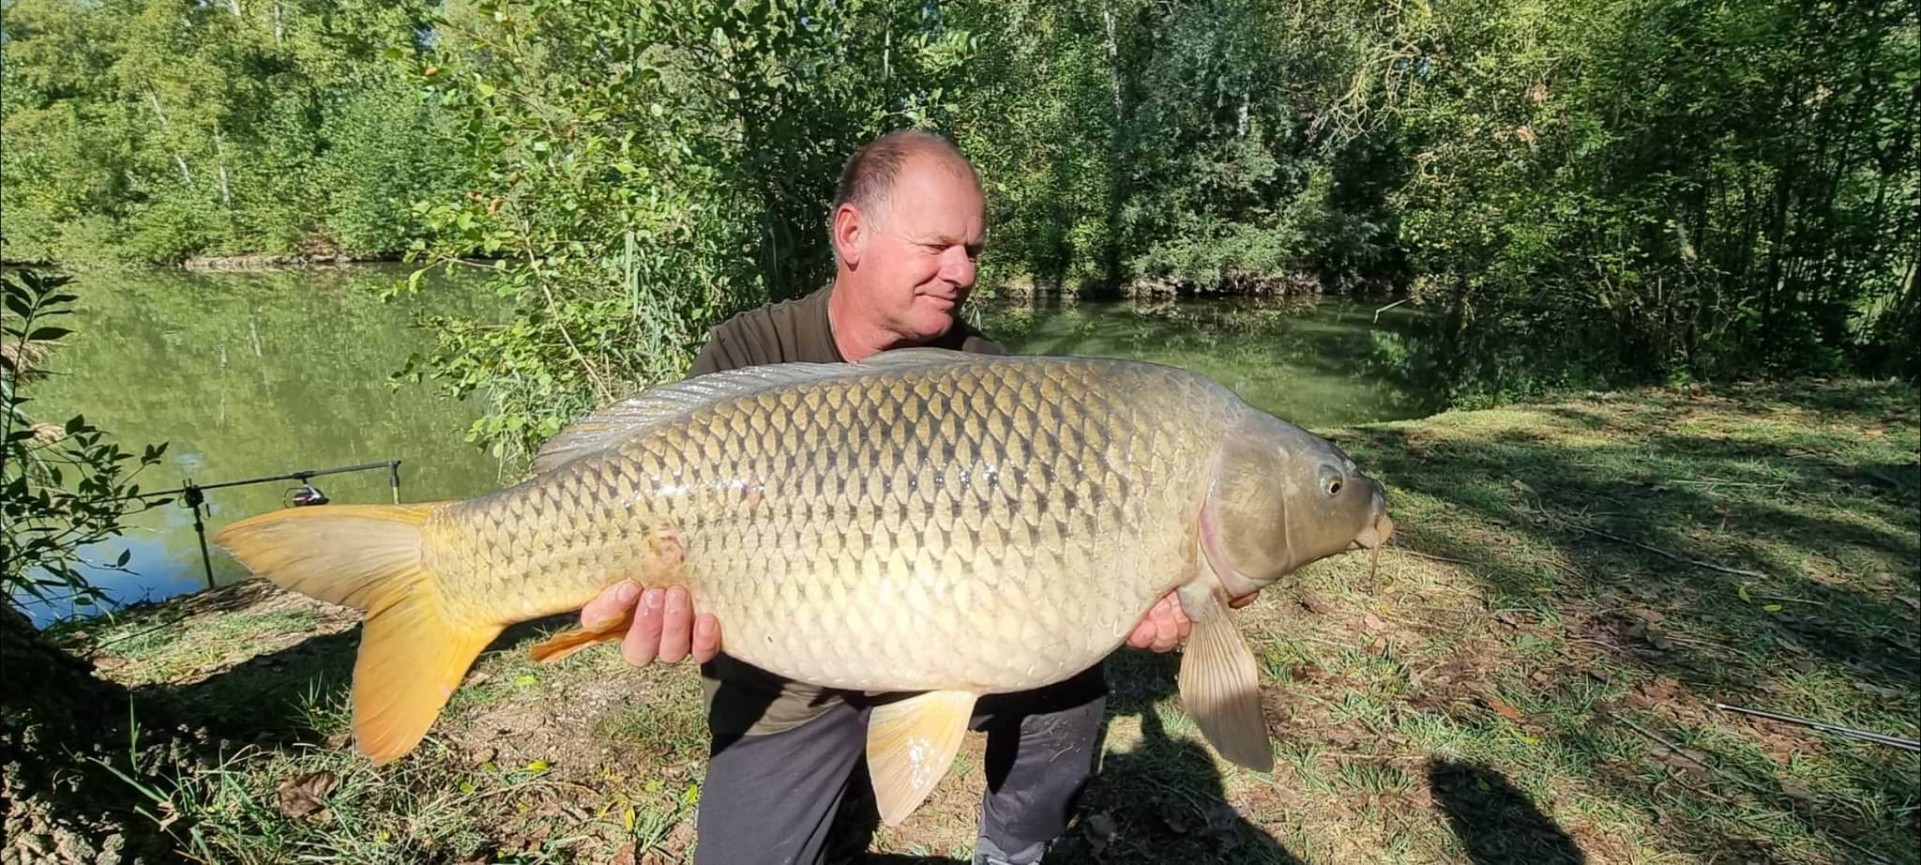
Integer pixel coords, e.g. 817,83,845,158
214,504,502,764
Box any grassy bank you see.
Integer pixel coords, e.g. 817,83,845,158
56,381,1919,864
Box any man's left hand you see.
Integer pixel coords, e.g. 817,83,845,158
1125,590,1257,652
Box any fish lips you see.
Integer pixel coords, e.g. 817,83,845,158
1348,483,1395,551
1350,512,1395,550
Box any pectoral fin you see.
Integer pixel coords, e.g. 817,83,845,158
1176,583,1274,772
865,690,978,826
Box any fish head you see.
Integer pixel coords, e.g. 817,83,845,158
1200,411,1394,600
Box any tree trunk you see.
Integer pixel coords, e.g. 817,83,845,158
0,606,175,864
142,90,193,188
1099,0,1131,297
213,131,234,211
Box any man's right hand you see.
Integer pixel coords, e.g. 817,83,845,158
580,581,722,667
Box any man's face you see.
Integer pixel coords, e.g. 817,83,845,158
839,155,986,344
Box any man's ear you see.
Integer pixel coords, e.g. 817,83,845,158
832,203,864,267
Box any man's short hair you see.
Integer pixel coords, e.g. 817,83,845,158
830,128,980,232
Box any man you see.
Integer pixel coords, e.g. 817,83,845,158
578,129,1211,864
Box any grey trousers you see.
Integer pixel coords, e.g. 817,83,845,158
691,666,1108,865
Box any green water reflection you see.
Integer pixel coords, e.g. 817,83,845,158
23,266,508,623
21,271,1435,624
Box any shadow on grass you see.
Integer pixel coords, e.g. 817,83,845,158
1348,419,1918,691
1428,760,1585,865
132,611,580,754
132,628,359,748
1040,651,1305,865
824,651,1307,863
1334,382,1920,860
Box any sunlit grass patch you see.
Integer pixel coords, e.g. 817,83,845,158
1278,380,1920,864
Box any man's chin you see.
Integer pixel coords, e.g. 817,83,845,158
904,307,959,341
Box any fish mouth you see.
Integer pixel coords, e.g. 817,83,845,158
1349,512,1395,551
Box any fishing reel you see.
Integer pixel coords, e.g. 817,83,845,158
286,483,330,507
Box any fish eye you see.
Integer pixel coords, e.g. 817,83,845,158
1326,478,1343,496
1320,465,1344,497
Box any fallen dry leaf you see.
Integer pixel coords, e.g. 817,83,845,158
275,770,337,821
1631,676,1684,708
609,843,637,865
1780,779,1816,803
1483,695,1525,722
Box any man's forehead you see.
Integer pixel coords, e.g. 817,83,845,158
891,154,981,200
883,160,985,239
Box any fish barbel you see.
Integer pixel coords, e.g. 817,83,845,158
215,349,1393,823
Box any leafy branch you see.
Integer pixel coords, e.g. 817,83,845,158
2,269,171,615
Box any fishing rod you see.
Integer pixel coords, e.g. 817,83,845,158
1714,703,1920,752
125,460,403,589
129,460,403,501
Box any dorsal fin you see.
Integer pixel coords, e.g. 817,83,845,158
531,364,839,473
532,348,994,474
854,346,985,368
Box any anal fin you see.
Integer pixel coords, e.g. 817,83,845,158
1176,583,1274,772
865,690,978,826
529,611,632,663
530,530,687,664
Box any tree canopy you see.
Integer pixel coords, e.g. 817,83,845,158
4,0,1914,459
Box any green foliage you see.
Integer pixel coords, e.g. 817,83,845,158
396,0,975,466
1,269,169,612
4,0,1914,442
0,0,462,263
318,76,469,255
1388,0,1920,401
946,0,1416,295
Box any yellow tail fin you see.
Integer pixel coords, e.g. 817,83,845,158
213,504,502,764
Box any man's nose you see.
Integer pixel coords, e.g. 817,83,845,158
940,245,976,287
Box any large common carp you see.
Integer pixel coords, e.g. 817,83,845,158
215,349,1393,824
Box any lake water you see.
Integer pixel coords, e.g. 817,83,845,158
17,267,1435,624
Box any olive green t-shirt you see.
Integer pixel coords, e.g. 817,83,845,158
688,285,1004,737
